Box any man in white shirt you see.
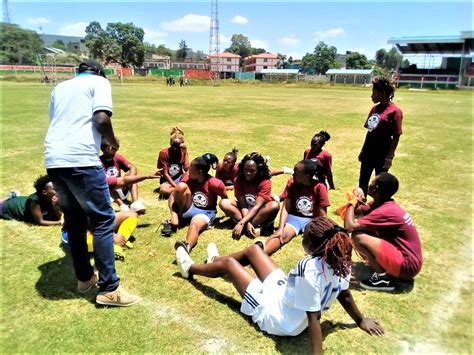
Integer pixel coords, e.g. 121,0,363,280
45,60,140,306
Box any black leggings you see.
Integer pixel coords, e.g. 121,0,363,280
358,158,388,196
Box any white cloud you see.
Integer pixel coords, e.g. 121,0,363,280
231,15,248,25
313,28,346,41
161,14,210,32
144,28,168,45
250,39,268,49
58,22,88,36
219,34,231,48
27,17,51,25
278,35,300,47
285,51,305,60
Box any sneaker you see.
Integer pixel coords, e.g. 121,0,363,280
174,240,189,253
130,200,146,214
206,242,219,264
360,272,395,291
120,204,130,212
161,220,173,238
282,166,293,175
96,286,141,307
176,246,194,278
77,271,98,293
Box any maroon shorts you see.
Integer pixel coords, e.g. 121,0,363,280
375,239,404,278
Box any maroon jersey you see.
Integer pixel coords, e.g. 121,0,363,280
215,163,238,186
357,200,422,277
234,178,272,208
280,177,330,218
182,175,227,210
303,149,333,177
158,147,186,183
100,153,130,178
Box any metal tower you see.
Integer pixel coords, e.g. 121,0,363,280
209,0,220,81
3,0,11,23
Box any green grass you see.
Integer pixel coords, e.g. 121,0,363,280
1,81,472,353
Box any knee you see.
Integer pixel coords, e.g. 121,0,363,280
352,231,369,248
246,244,263,257
174,182,188,195
268,201,280,213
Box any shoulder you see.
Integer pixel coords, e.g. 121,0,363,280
27,193,40,202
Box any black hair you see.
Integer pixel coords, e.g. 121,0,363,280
300,159,325,183
312,130,331,148
225,147,239,164
78,60,106,78
33,175,52,194
305,217,354,278
237,152,271,181
193,153,219,175
372,76,395,100
376,172,399,199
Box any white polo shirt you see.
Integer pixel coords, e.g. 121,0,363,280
44,73,113,168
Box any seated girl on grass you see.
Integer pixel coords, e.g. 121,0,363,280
215,148,239,190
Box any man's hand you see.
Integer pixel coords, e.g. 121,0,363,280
358,318,384,337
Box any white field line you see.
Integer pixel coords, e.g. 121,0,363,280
401,233,472,354
141,299,230,353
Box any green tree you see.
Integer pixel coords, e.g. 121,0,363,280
85,21,145,67
175,39,189,60
0,23,43,64
374,47,403,72
277,53,287,69
51,40,67,51
226,34,252,67
301,41,337,74
346,51,370,69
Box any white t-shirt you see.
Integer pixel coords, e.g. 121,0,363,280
44,73,113,168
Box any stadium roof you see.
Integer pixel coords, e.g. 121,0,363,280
326,69,372,75
261,69,299,74
387,31,473,55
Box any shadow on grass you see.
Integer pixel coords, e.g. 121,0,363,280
351,261,415,293
35,248,95,302
212,216,236,230
187,278,348,353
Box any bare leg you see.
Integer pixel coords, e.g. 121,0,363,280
159,182,175,199
186,217,209,250
168,183,192,229
130,183,138,202
110,190,126,208
219,199,241,222
352,232,385,273
251,201,280,226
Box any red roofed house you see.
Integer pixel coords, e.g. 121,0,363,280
243,52,278,73
209,51,240,73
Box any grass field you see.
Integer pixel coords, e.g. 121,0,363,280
1,81,472,353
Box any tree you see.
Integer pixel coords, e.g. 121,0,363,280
85,21,145,68
374,47,403,73
175,40,189,60
301,41,337,74
375,48,386,67
277,53,287,69
226,34,253,67
0,23,43,64
346,51,370,69
51,40,67,51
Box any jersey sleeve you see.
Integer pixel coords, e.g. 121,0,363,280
280,177,293,199
357,204,397,230
116,154,131,172
315,183,330,208
303,148,310,160
157,150,168,171
92,77,113,114
234,178,243,198
392,106,403,135
214,179,228,199
106,176,118,188
257,179,272,201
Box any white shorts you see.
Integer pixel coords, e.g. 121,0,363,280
240,269,289,335
182,204,216,226
286,214,312,235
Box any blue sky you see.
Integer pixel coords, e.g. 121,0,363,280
8,1,473,60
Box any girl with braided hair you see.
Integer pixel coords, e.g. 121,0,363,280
303,130,336,190
175,216,384,353
169,153,229,253
358,77,403,195
156,127,190,199
219,152,280,239
215,148,239,190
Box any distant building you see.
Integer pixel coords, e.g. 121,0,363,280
143,53,171,69
209,51,240,73
243,52,278,73
172,57,207,70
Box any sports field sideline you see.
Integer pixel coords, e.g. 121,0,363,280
1,81,472,353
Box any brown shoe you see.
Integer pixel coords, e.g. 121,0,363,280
96,286,141,307
77,272,98,293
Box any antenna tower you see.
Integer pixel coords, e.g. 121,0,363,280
209,0,220,82
3,0,11,23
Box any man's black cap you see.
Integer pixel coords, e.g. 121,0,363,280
78,59,106,78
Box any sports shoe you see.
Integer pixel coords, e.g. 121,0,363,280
206,242,219,264
77,271,98,293
130,200,146,214
120,204,130,212
174,240,189,253
96,286,141,307
360,272,395,291
176,246,194,278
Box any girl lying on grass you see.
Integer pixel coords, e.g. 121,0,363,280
176,216,384,354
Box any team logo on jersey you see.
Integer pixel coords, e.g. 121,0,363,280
296,196,313,216
245,194,256,208
193,192,208,208
366,113,380,132
169,164,181,177
105,166,119,177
